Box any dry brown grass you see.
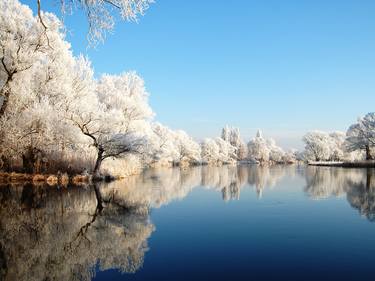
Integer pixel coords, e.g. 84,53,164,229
46,175,58,186
0,172,10,183
0,173,33,184
32,174,46,182
0,172,44,183
72,174,90,185
59,173,70,186
0,172,91,185
10,173,33,182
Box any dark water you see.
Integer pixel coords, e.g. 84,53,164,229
1,165,375,281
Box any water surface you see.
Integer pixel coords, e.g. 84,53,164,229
1,165,375,281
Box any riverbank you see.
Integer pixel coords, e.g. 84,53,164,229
308,161,375,168
0,172,92,186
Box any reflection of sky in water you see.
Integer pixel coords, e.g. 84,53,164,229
2,166,375,281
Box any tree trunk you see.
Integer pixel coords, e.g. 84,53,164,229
0,92,10,116
366,145,372,161
0,78,13,117
33,150,42,174
22,148,35,174
0,155,10,172
93,147,104,177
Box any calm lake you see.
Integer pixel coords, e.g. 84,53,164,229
1,165,375,281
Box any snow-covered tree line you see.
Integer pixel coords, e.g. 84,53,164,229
0,0,298,177
302,112,375,162
202,126,298,165
246,129,298,164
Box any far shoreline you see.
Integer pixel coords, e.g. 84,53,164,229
308,161,375,168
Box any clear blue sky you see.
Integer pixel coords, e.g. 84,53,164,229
22,0,375,149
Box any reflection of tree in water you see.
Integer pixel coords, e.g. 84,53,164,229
0,183,154,281
346,169,375,221
100,167,203,209
102,165,295,205
0,165,301,281
304,167,364,199
247,165,296,199
201,166,244,201
200,165,297,200
304,166,375,221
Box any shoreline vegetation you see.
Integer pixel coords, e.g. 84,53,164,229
308,160,375,168
0,172,92,185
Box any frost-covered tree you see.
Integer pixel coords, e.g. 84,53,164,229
38,0,154,44
70,72,154,176
149,122,180,165
302,131,346,162
221,126,246,160
1,0,157,176
230,127,246,160
215,138,237,163
0,0,94,173
173,130,201,165
346,113,375,160
149,124,204,167
201,138,220,164
0,0,57,117
201,137,236,165
247,130,271,163
229,128,242,148
0,0,202,175
0,0,157,175
282,149,298,164
247,130,287,164
267,138,285,163
237,142,248,161
302,131,332,162
221,125,230,142
329,131,346,161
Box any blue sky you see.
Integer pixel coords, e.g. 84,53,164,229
22,0,375,149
